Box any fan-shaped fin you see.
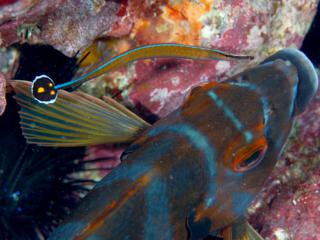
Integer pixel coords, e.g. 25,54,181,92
10,80,150,147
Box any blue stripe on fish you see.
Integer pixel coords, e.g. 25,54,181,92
148,123,217,208
244,130,253,143
143,177,172,240
229,82,271,135
208,90,253,143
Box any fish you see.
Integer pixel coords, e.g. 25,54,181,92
29,43,252,104
10,48,318,240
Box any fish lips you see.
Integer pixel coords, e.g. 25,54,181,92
262,48,319,116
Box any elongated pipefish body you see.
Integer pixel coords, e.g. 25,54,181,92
55,44,253,90
31,43,252,104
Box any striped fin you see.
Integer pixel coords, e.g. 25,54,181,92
10,80,150,147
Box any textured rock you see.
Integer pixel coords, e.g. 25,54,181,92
127,0,318,117
0,0,65,46
0,72,6,115
39,0,125,56
0,0,130,56
80,0,318,117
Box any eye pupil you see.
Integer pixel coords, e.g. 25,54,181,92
239,150,261,168
231,138,268,172
233,145,267,172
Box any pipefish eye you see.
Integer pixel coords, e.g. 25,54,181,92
231,137,268,172
31,75,57,104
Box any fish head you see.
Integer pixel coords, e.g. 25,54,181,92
192,49,318,229
223,49,318,179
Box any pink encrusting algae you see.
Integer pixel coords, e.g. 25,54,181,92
0,72,6,115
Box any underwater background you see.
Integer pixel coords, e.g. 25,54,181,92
0,1,319,239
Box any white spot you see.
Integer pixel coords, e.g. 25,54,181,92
171,76,180,86
274,228,290,240
284,60,292,67
150,88,173,113
200,74,209,83
292,199,297,205
215,61,231,75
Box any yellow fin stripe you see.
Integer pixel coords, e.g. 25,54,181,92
11,80,150,147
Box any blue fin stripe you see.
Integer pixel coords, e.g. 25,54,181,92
228,82,271,135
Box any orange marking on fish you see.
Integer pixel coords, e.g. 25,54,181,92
74,174,152,240
223,119,265,166
231,137,268,171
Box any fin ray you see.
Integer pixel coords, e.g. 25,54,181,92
10,80,150,146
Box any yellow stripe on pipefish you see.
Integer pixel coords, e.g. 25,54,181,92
31,43,253,104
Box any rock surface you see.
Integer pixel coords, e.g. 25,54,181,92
78,0,319,117
0,72,6,115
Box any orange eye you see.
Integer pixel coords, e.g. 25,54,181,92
231,137,268,172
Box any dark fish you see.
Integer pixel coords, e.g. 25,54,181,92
10,48,318,240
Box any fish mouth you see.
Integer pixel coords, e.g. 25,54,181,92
262,48,319,116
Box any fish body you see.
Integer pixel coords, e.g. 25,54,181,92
11,48,318,239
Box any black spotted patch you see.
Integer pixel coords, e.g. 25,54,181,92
31,75,57,104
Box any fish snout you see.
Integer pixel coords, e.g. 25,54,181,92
262,48,319,116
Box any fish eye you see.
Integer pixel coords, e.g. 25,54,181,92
31,75,57,104
231,137,268,172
